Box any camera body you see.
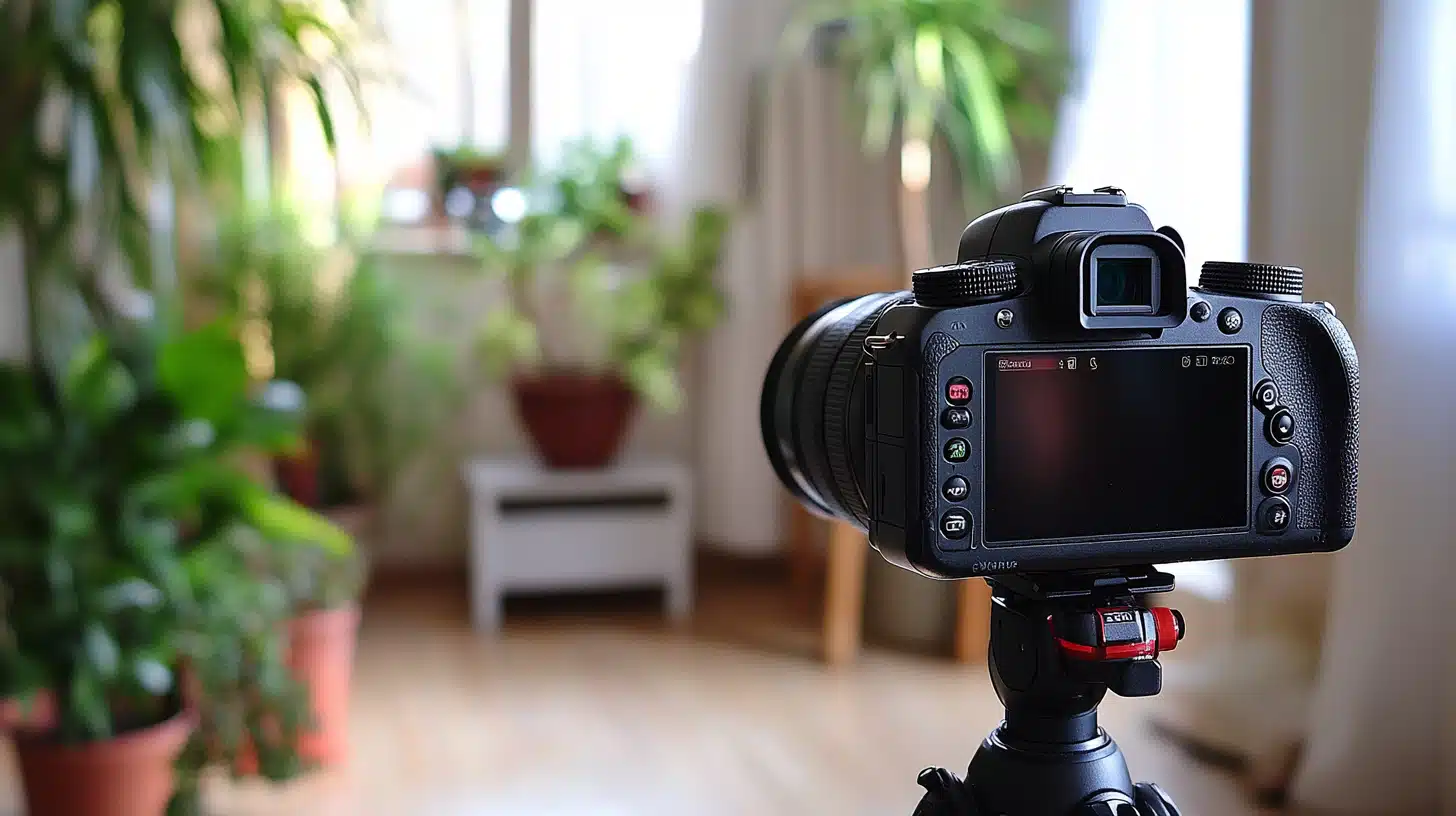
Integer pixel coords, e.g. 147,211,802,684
762,186,1360,579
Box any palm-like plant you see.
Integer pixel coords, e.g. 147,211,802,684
0,0,362,352
785,0,1066,272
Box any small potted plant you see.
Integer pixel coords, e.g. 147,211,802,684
0,320,341,816
478,191,730,468
270,532,367,767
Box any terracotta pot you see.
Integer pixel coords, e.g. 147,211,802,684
289,605,360,767
511,373,639,469
0,691,56,732
512,373,637,469
15,711,191,816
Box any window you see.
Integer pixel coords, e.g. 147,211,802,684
532,0,704,177
371,0,511,171
286,0,705,214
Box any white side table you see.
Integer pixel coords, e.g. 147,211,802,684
463,460,694,632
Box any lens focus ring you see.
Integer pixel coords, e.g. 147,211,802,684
796,295,893,525
825,294,907,527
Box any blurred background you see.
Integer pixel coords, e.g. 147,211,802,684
1,0,1453,814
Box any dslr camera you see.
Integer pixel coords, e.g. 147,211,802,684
761,186,1360,578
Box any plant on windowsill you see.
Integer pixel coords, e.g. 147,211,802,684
476,184,730,469
0,318,349,816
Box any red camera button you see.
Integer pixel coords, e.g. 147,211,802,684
946,377,973,405
1262,458,1294,496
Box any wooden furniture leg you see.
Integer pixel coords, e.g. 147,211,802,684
788,501,817,598
822,520,868,666
953,579,993,664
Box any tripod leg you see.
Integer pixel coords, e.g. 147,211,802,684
912,767,977,816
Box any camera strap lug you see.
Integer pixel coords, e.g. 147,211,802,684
865,333,902,352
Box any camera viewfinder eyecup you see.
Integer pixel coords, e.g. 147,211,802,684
1042,230,1189,331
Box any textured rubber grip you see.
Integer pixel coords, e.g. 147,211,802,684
1260,304,1360,530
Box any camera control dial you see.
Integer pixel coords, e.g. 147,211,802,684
913,260,1021,307
1198,261,1304,301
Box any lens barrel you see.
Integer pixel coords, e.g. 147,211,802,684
760,292,906,529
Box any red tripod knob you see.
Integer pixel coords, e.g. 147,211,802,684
1051,604,1185,662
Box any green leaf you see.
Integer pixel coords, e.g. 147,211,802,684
913,24,945,92
625,350,683,414
943,27,1016,192
305,76,337,150
858,66,899,155
83,624,120,679
68,668,111,740
477,307,540,377
101,578,165,612
60,335,138,424
157,321,251,425
133,659,173,696
238,487,353,557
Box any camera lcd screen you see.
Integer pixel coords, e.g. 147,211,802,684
983,347,1249,543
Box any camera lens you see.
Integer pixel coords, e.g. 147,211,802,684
759,292,906,529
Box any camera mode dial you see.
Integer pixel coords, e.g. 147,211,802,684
913,260,1021,307
1198,261,1304,301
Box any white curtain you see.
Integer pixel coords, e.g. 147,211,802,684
533,0,704,185
1049,0,1250,268
1291,0,1456,811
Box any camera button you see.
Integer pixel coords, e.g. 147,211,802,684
1262,458,1295,496
1267,408,1295,445
943,438,971,463
1218,307,1244,334
1253,379,1280,412
939,509,972,544
1257,497,1292,534
943,476,970,502
946,377,973,405
941,407,972,429
1190,300,1212,322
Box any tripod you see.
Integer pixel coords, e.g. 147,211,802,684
913,567,1186,816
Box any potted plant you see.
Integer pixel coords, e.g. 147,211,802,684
477,185,730,468
189,201,447,767
0,319,344,816
784,0,1066,271
433,146,510,198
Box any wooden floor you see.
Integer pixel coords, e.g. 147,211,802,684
0,564,1266,815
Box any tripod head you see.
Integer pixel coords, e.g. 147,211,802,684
915,567,1187,816
988,567,1184,745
